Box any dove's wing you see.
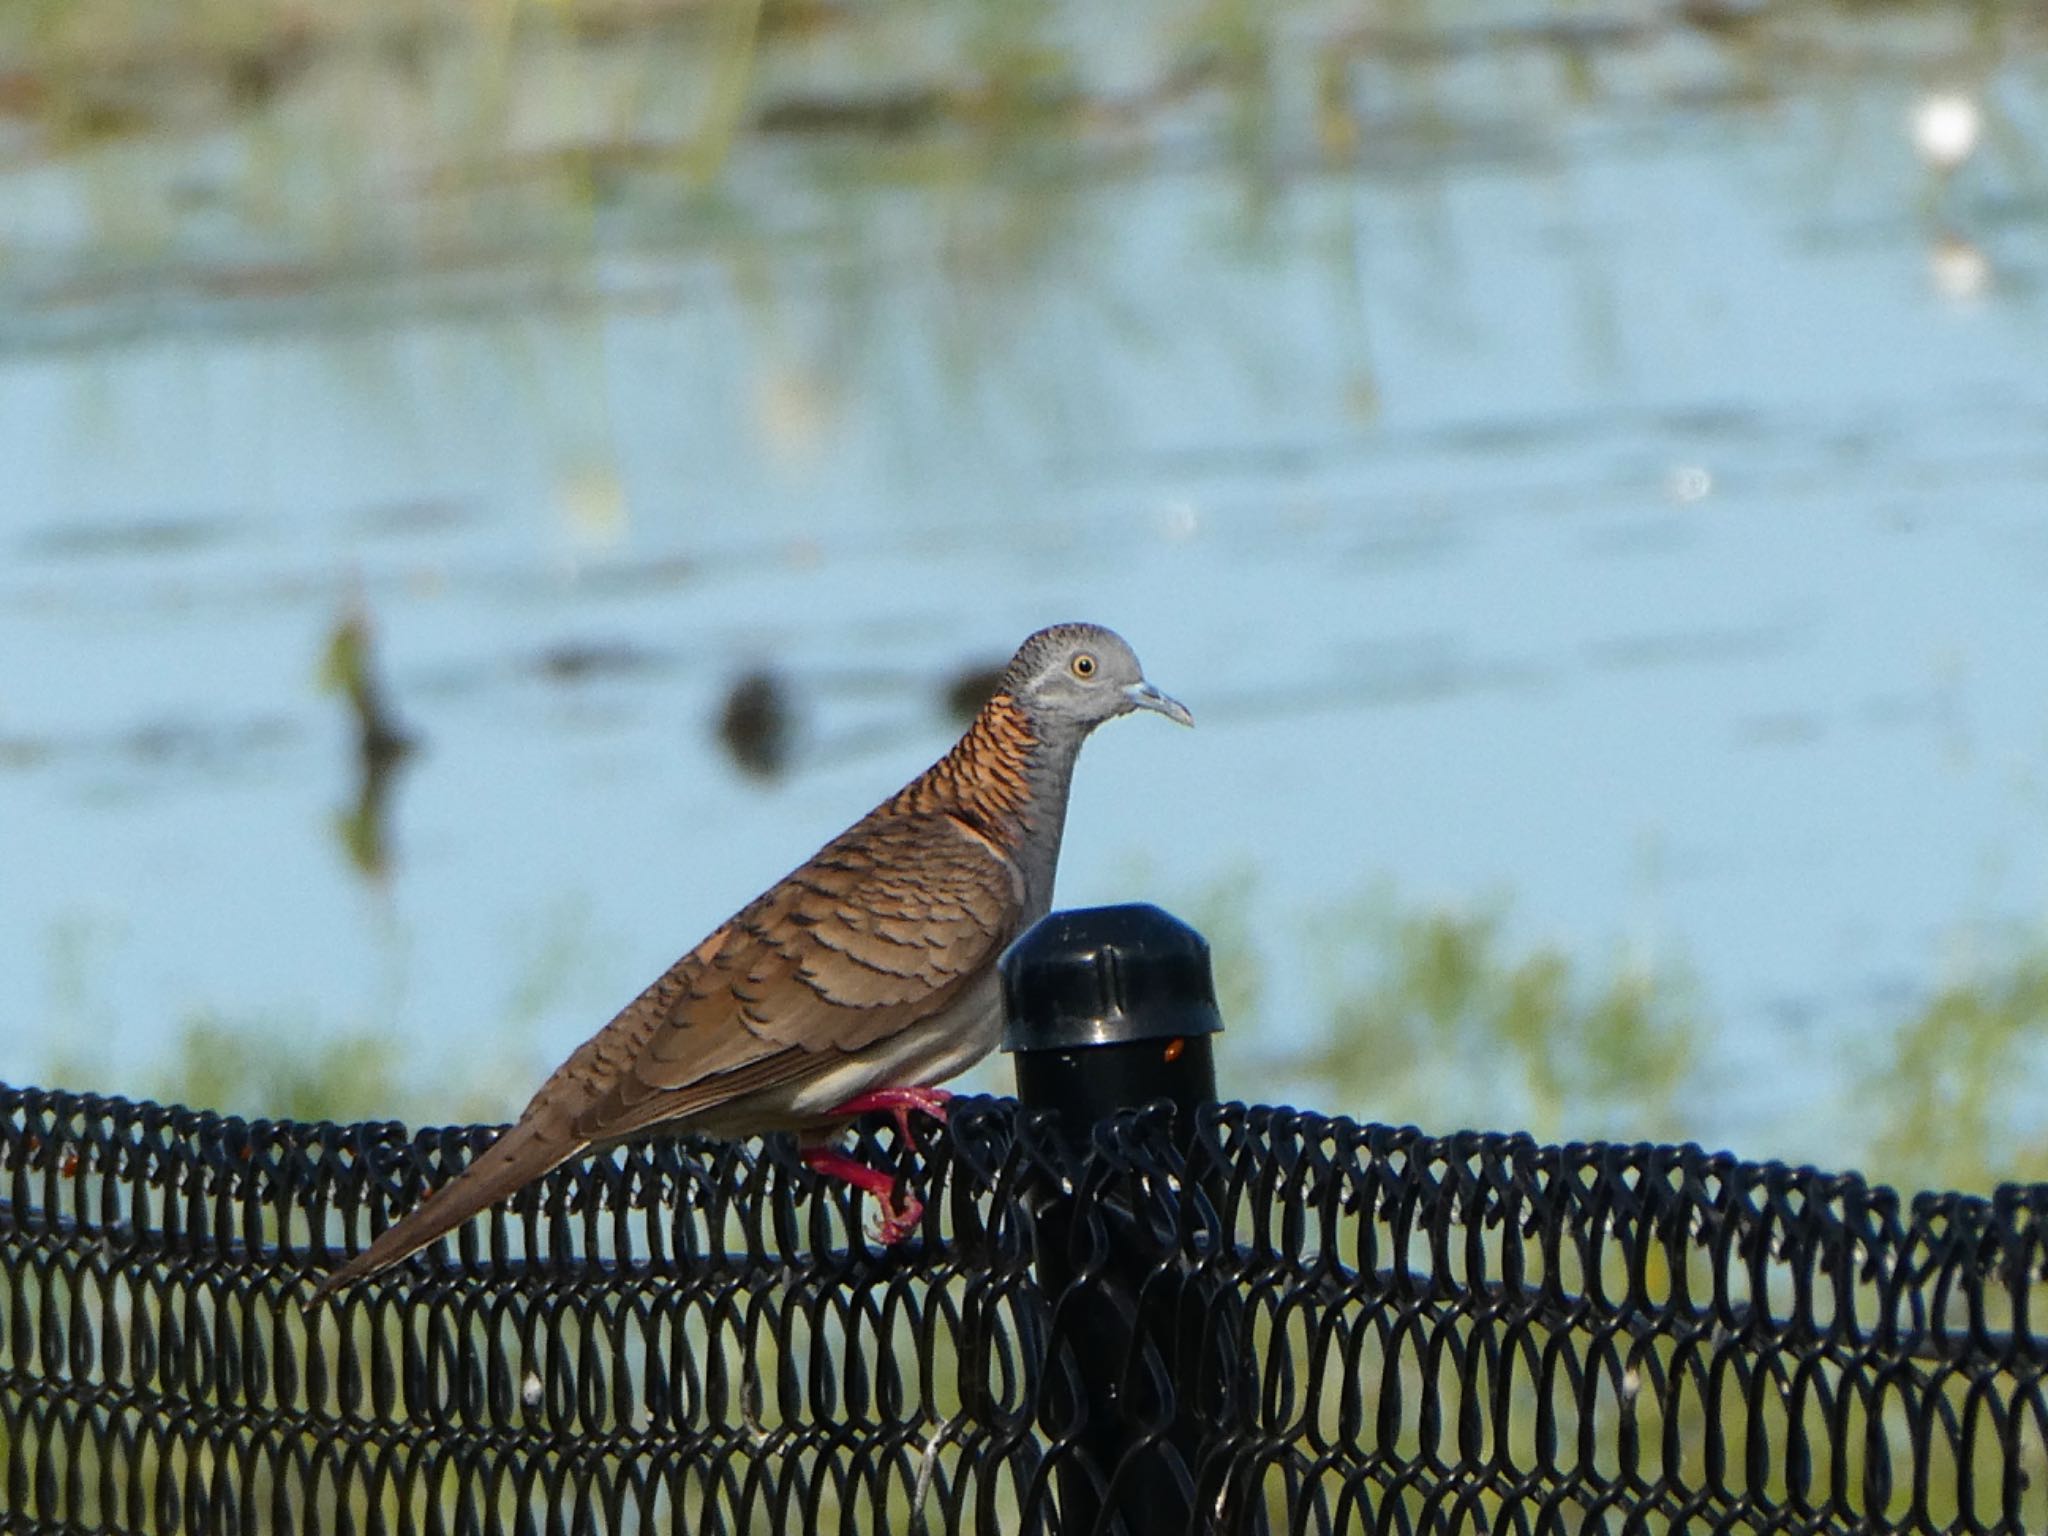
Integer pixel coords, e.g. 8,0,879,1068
311,812,1021,1296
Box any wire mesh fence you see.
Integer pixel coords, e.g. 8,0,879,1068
4,1081,2048,1534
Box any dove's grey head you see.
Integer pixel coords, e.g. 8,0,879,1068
1002,622,1193,738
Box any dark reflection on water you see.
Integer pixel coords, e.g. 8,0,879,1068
22,513,247,559
2,0,2047,1187
940,663,1006,727
533,640,668,685
0,716,300,775
1583,621,1808,673
716,669,798,781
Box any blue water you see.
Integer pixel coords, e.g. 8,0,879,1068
4,18,2046,1175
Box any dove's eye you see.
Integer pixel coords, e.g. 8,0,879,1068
1071,653,1097,679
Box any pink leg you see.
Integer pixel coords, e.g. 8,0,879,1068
824,1085,954,1146
802,1146,923,1243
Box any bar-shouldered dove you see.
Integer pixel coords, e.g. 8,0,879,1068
312,622,1190,1294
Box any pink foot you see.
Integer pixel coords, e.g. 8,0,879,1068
825,1085,954,1147
802,1146,925,1244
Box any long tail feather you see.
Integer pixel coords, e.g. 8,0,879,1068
309,1119,587,1301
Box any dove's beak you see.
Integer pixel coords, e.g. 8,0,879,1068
1124,680,1194,728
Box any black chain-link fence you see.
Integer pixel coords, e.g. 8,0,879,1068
4,1082,2048,1534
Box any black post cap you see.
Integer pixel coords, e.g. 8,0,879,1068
999,902,1224,1053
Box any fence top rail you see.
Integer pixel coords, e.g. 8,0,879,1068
5,1081,2046,1364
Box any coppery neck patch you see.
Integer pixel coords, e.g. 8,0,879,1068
892,692,1039,841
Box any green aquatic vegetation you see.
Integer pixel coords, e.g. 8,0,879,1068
1255,888,2048,1195
1292,890,1697,1144
44,1009,543,1129
1183,870,2048,1194
1856,925,2048,1192
149,1013,439,1124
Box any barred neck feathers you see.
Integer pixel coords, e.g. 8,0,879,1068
891,692,1042,843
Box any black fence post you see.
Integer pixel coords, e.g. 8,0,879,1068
1000,903,1251,1536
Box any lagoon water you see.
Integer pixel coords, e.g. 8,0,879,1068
3,5,2046,1183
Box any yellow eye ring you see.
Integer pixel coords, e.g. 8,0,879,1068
1071,653,1097,679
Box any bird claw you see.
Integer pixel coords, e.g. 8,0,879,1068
800,1145,925,1245
871,1193,925,1246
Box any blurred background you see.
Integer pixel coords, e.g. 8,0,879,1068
2,0,2045,1193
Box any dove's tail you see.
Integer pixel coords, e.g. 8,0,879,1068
308,1117,588,1302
